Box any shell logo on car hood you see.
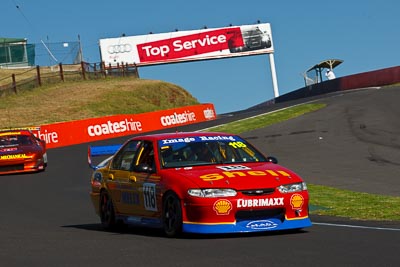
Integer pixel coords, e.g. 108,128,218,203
167,163,301,189
199,164,292,181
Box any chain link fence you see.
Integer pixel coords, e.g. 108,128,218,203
0,40,82,68
34,41,82,66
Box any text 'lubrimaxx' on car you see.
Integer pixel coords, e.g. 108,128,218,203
88,132,311,237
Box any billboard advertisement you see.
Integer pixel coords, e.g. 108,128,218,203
99,23,274,66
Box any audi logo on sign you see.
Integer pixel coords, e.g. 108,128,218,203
107,44,132,54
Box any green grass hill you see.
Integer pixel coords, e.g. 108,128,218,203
0,75,199,128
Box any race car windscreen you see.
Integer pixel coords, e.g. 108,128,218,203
158,135,267,168
0,133,32,147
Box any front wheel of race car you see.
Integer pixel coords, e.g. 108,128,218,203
162,192,182,237
100,191,117,230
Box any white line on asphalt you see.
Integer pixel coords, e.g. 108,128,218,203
313,222,400,231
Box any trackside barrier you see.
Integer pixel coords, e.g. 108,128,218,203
275,65,400,103
30,103,216,149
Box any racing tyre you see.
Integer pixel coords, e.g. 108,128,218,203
100,191,117,230
162,192,182,237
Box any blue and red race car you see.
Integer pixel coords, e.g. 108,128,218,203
0,129,47,175
89,132,311,236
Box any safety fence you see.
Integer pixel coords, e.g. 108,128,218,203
0,61,139,96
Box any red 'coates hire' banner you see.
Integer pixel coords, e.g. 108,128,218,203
30,104,216,149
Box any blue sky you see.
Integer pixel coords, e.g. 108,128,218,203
2,0,399,114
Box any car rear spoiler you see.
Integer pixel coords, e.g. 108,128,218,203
88,144,121,170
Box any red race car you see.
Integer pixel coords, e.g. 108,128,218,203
0,129,47,175
89,132,311,236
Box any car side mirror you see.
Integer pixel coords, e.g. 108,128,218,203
133,163,154,173
266,156,278,164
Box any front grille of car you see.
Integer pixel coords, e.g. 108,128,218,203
239,188,275,196
236,208,285,222
0,164,24,172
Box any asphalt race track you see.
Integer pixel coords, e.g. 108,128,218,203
1,86,400,266
242,86,400,196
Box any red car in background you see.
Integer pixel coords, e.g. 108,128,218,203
0,129,47,175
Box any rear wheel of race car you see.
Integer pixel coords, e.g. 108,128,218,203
162,192,182,237
100,191,116,230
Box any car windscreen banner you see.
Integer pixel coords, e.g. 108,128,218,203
99,23,274,66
